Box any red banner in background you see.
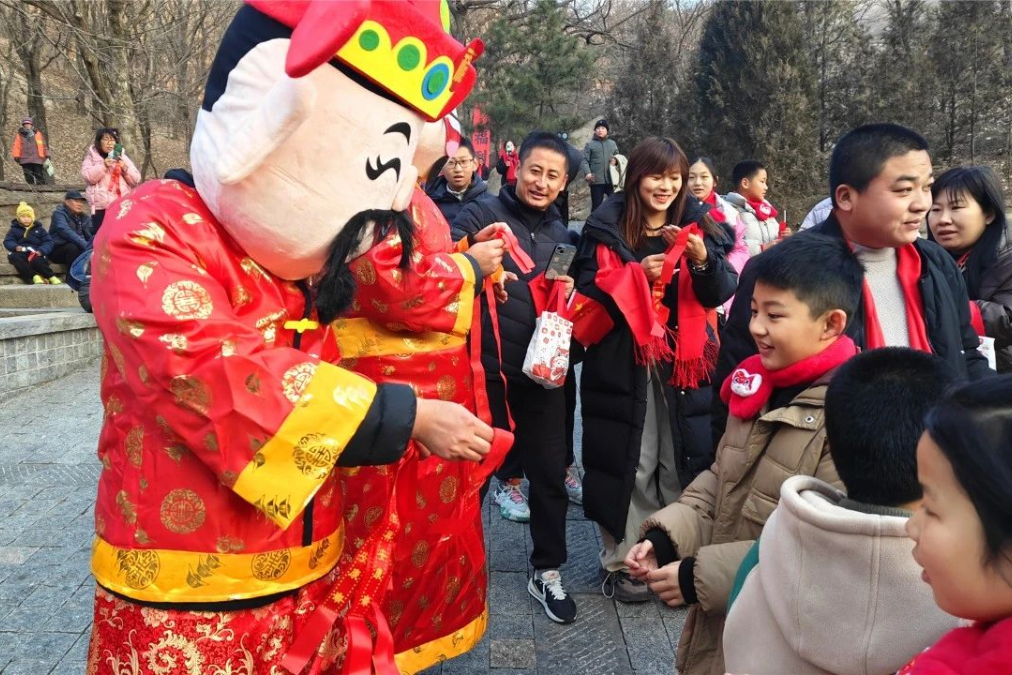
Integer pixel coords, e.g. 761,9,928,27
471,107,492,179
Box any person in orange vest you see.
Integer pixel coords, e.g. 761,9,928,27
10,117,48,185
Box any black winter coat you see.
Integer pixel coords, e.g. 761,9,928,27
711,213,993,448
453,186,575,387
573,193,738,541
425,174,488,227
4,219,53,256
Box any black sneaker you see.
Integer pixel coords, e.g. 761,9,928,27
528,569,577,624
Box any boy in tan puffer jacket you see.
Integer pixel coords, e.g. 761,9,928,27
623,234,865,675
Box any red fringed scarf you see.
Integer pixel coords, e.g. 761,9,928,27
720,336,858,420
746,197,778,222
859,244,933,352
700,191,727,224
594,223,717,388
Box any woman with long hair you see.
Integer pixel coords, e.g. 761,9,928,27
572,137,738,602
81,127,141,233
927,165,1012,372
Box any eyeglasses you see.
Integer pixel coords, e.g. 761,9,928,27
445,159,473,169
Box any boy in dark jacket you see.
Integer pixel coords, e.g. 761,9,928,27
49,190,94,266
713,123,992,448
425,137,487,225
4,202,60,284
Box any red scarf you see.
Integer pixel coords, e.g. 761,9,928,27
898,616,1012,675
746,197,778,222
720,336,857,420
595,223,717,388
859,244,933,352
701,191,727,224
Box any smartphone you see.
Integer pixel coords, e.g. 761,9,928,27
545,243,576,278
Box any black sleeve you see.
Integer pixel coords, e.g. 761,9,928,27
450,201,485,243
572,236,625,327
948,259,994,380
710,257,761,448
643,528,679,567
678,556,699,604
338,383,415,466
687,238,738,308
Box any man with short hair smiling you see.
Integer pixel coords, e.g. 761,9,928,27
713,123,992,446
426,136,487,225
454,131,580,624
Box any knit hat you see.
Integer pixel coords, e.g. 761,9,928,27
595,118,610,131
21,117,32,126
16,202,35,221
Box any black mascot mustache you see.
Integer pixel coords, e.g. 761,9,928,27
315,209,415,324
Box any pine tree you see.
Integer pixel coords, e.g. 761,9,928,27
471,0,594,142
608,0,696,150
869,1,935,137
694,1,819,215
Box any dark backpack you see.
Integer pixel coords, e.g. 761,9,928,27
67,244,93,312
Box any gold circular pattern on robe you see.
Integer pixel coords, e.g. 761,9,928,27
282,362,317,404
411,540,430,568
161,280,213,320
354,258,377,285
251,550,292,581
436,375,456,401
119,549,161,590
159,488,206,534
124,426,144,468
438,475,458,504
293,432,339,477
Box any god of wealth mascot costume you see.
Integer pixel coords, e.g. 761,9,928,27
84,1,503,673
334,111,514,671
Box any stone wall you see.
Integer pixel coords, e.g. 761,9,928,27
0,312,102,402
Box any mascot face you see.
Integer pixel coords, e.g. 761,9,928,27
192,41,423,280
190,1,482,281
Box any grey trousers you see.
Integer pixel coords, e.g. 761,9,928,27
599,370,682,571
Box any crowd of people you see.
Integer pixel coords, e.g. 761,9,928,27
425,122,1012,672
5,122,141,287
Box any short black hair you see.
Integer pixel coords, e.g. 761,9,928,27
750,233,864,320
518,131,571,173
926,376,1012,571
829,124,929,205
456,137,475,158
732,160,765,187
826,349,956,507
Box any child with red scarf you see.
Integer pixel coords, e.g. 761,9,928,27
724,159,785,256
899,376,1012,675
570,136,738,604
622,234,864,675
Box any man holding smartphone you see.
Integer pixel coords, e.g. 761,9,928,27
453,131,580,624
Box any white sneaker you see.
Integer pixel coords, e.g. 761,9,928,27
493,479,530,522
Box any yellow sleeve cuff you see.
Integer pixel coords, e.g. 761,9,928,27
449,252,477,337
232,362,377,529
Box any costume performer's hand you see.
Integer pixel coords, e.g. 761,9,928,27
413,398,493,462
468,239,505,276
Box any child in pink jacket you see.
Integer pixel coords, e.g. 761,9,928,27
81,127,141,233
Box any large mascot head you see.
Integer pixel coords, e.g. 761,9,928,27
191,0,482,281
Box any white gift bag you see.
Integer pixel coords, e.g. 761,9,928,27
522,284,572,389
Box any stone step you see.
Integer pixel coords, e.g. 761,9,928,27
0,284,80,308
0,260,70,285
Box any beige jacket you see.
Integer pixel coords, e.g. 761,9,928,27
640,378,841,675
724,476,957,675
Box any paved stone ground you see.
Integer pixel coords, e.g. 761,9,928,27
0,360,687,674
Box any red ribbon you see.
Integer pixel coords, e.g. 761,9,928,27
496,225,534,274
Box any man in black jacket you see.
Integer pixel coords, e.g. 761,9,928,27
712,123,992,447
425,137,488,225
453,131,579,624
48,190,94,267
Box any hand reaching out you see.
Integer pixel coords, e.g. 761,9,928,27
624,539,659,580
